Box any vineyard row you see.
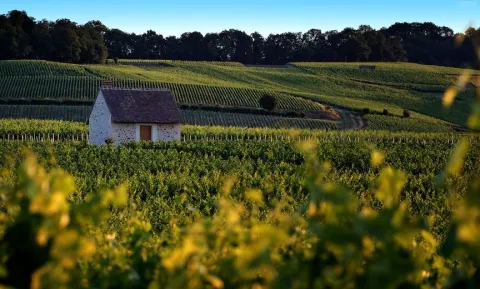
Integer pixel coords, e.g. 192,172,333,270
1,132,475,145
0,77,320,110
0,105,336,130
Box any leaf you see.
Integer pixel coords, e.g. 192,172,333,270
370,149,385,167
467,101,480,131
456,71,471,90
442,87,458,108
375,167,407,208
447,138,470,176
245,189,264,205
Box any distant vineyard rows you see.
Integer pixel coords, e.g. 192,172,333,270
0,105,336,130
0,77,320,111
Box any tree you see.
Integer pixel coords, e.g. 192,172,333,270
217,29,253,63
265,32,302,64
259,94,278,111
51,19,82,63
165,36,180,60
79,21,108,63
31,20,53,60
204,33,221,61
0,10,34,59
299,29,326,61
251,32,265,64
104,29,133,58
179,32,205,60
341,36,371,61
0,9,477,67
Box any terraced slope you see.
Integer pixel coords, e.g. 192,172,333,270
0,59,477,131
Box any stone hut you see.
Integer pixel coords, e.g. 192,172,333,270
359,65,376,71
89,86,181,146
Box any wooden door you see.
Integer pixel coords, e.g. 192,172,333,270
140,125,152,141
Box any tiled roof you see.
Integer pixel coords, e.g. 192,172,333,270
100,87,181,123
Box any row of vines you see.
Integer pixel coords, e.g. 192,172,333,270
0,131,479,288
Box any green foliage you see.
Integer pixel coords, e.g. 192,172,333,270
0,119,88,135
259,94,278,111
0,105,92,123
181,110,337,130
364,115,451,132
0,132,478,288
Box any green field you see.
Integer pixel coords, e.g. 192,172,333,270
1,117,479,288
0,59,478,131
0,122,477,238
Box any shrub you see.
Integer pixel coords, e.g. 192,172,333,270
259,94,278,111
362,108,370,115
383,109,389,116
113,57,119,64
403,109,411,118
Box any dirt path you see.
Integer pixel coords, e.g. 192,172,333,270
335,108,365,130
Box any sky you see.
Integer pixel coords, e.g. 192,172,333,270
0,0,479,36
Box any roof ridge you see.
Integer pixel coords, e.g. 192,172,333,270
100,86,171,91
100,87,180,124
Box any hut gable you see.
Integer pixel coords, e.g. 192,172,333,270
88,91,112,146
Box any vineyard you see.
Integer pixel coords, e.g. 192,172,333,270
364,114,452,132
181,110,339,130
114,59,245,67
0,121,479,288
292,62,480,91
0,76,479,288
0,106,338,129
0,105,92,123
0,118,470,143
2,10,480,287
0,77,321,111
0,59,477,132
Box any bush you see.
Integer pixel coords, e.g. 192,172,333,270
259,94,278,111
362,108,370,115
382,109,389,116
113,57,119,64
403,109,411,118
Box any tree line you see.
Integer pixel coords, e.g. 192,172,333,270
1,10,479,67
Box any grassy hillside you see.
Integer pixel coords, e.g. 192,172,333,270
0,59,477,131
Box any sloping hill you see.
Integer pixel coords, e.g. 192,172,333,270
0,59,477,131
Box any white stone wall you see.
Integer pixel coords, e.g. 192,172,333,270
111,123,137,145
89,92,112,146
109,123,181,144
157,124,181,141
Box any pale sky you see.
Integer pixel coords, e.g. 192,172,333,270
1,0,478,36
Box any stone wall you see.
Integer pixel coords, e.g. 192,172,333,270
111,123,136,145
88,92,111,146
157,124,181,141
110,123,180,144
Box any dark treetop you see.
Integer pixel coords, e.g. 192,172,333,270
0,10,479,68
